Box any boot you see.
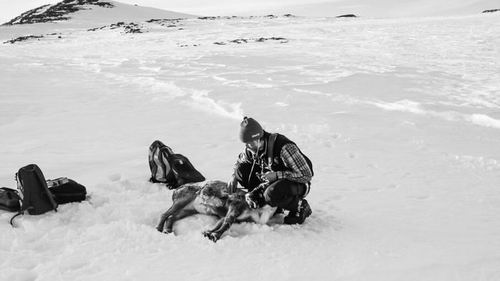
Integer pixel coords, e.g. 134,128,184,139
284,199,312,225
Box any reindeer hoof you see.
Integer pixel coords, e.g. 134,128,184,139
208,235,218,242
157,225,173,234
208,233,220,242
202,231,219,242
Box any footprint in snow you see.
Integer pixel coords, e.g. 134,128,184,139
108,173,121,181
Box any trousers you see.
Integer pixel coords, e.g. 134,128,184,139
234,162,307,212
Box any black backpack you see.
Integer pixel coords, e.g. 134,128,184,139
47,177,87,204
10,164,58,226
1,178,87,215
148,140,205,189
0,187,21,212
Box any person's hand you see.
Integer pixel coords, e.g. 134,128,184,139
227,176,238,194
261,171,278,183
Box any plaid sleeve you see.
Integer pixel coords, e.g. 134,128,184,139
277,143,312,183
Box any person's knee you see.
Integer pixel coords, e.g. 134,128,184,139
263,180,307,207
263,180,287,205
263,187,274,205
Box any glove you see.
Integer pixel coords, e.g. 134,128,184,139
260,171,278,184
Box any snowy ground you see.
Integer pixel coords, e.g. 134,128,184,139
1,2,500,281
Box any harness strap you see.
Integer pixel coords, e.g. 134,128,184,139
267,133,278,167
247,158,256,187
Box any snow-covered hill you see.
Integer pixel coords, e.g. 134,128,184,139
0,1,499,281
0,0,194,40
243,0,500,18
3,0,115,25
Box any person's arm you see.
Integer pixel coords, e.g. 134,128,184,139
228,150,252,192
276,143,312,183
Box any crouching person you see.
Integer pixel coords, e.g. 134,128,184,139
228,117,313,224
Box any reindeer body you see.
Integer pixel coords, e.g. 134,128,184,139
156,180,277,242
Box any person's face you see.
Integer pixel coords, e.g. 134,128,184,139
246,139,261,153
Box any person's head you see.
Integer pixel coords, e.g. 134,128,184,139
239,117,263,152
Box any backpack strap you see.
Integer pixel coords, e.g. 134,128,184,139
267,133,278,168
10,173,23,227
10,212,23,227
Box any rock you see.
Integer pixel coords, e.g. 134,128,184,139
230,38,248,44
214,37,288,45
87,21,144,33
336,14,357,18
4,35,44,44
146,18,184,27
3,0,114,25
482,9,500,13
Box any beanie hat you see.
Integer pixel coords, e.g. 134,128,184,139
239,117,263,143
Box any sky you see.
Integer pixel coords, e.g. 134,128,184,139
1,0,498,24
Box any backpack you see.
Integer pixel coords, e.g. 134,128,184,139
10,164,58,226
47,177,87,204
148,140,206,189
0,187,21,212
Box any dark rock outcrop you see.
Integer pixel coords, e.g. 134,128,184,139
4,35,45,44
146,18,184,28
198,15,295,21
198,16,237,20
3,0,113,25
3,33,63,44
482,9,500,13
87,21,144,33
214,37,288,45
336,14,357,18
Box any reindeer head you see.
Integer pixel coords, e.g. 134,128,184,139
199,180,229,207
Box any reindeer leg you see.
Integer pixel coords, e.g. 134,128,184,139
156,196,196,232
164,208,199,233
208,215,237,242
204,204,243,242
202,217,225,238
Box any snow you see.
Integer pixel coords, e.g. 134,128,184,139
1,2,500,281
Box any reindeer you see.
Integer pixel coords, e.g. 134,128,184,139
156,180,277,242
